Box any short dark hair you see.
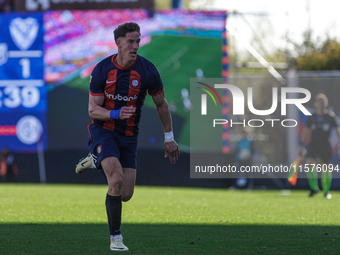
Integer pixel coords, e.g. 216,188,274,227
114,22,141,41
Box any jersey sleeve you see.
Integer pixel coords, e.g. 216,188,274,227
89,64,105,96
147,64,164,96
330,112,338,128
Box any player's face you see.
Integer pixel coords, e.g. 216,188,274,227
117,31,140,64
314,98,326,111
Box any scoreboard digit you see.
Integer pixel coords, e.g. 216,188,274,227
0,13,46,152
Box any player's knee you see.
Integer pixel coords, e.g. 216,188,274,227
108,174,124,194
122,191,134,202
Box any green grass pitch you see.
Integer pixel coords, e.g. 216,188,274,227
1,184,340,254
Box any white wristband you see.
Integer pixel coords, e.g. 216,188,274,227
164,131,174,142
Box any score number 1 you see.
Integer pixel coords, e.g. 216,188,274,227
19,58,30,78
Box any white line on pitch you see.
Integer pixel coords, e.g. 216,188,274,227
158,46,189,73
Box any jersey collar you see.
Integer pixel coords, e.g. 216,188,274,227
112,54,137,69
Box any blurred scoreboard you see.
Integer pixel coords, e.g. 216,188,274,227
0,13,47,152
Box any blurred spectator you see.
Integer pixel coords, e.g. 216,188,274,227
0,0,12,12
0,147,19,182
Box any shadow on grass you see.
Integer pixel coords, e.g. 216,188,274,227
1,223,339,255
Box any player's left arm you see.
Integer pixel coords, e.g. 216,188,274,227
152,91,180,164
330,113,340,146
335,127,340,152
334,125,340,146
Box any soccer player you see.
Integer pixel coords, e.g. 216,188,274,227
75,22,179,251
299,93,340,199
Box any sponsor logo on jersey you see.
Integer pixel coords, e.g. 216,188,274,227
105,91,137,101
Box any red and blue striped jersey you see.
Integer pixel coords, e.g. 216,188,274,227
89,54,164,136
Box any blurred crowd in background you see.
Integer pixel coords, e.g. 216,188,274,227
0,0,13,12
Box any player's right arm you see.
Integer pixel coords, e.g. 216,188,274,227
88,94,135,121
329,112,340,147
298,126,311,155
335,127,340,147
298,115,313,156
88,94,109,121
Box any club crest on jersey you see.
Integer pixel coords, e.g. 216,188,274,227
132,79,139,87
97,145,102,155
